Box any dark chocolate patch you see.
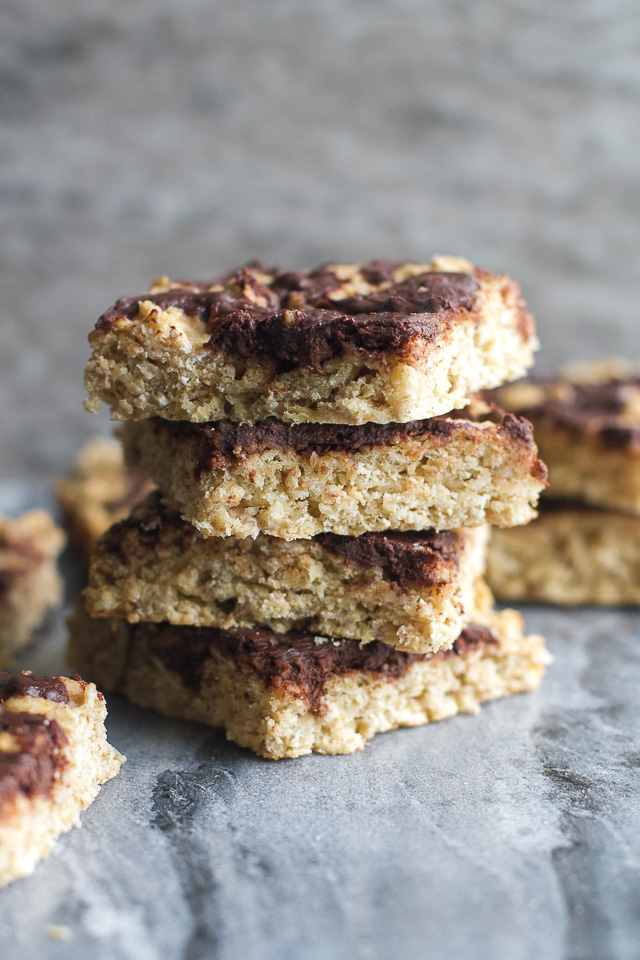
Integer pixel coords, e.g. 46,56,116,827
142,622,498,716
0,672,69,704
317,271,478,316
0,706,68,809
206,306,449,374
316,530,460,588
358,259,406,285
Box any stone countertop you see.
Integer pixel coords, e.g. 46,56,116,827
2,4,640,957
0,482,639,960
2,1,640,482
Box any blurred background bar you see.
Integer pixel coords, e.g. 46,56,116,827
1,1,638,480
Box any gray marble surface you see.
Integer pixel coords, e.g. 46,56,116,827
2,1,640,482
0,482,639,960
2,4,640,958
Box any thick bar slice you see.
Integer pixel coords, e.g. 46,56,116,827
83,493,489,654
56,438,154,558
0,512,66,665
487,501,640,605
495,360,640,515
85,257,537,426
0,671,124,887
68,603,549,760
120,405,546,540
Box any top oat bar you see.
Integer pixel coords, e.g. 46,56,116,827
85,256,537,425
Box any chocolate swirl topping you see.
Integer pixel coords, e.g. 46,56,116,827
97,260,480,372
0,672,70,809
143,622,498,715
0,707,68,809
0,672,69,704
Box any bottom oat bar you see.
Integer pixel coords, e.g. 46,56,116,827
68,601,549,760
0,671,124,887
0,511,66,665
488,501,640,605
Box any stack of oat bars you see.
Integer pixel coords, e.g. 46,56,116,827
69,256,551,758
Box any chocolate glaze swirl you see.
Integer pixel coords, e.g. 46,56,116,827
97,260,480,372
0,672,69,704
141,622,498,715
0,673,70,809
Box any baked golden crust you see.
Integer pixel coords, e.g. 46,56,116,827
83,494,490,654
67,601,549,760
85,257,537,425
56,438,154,558
495,359,640,514
0,511,66,665
120,408,546,539
0,672,124,887
487,502,640,605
